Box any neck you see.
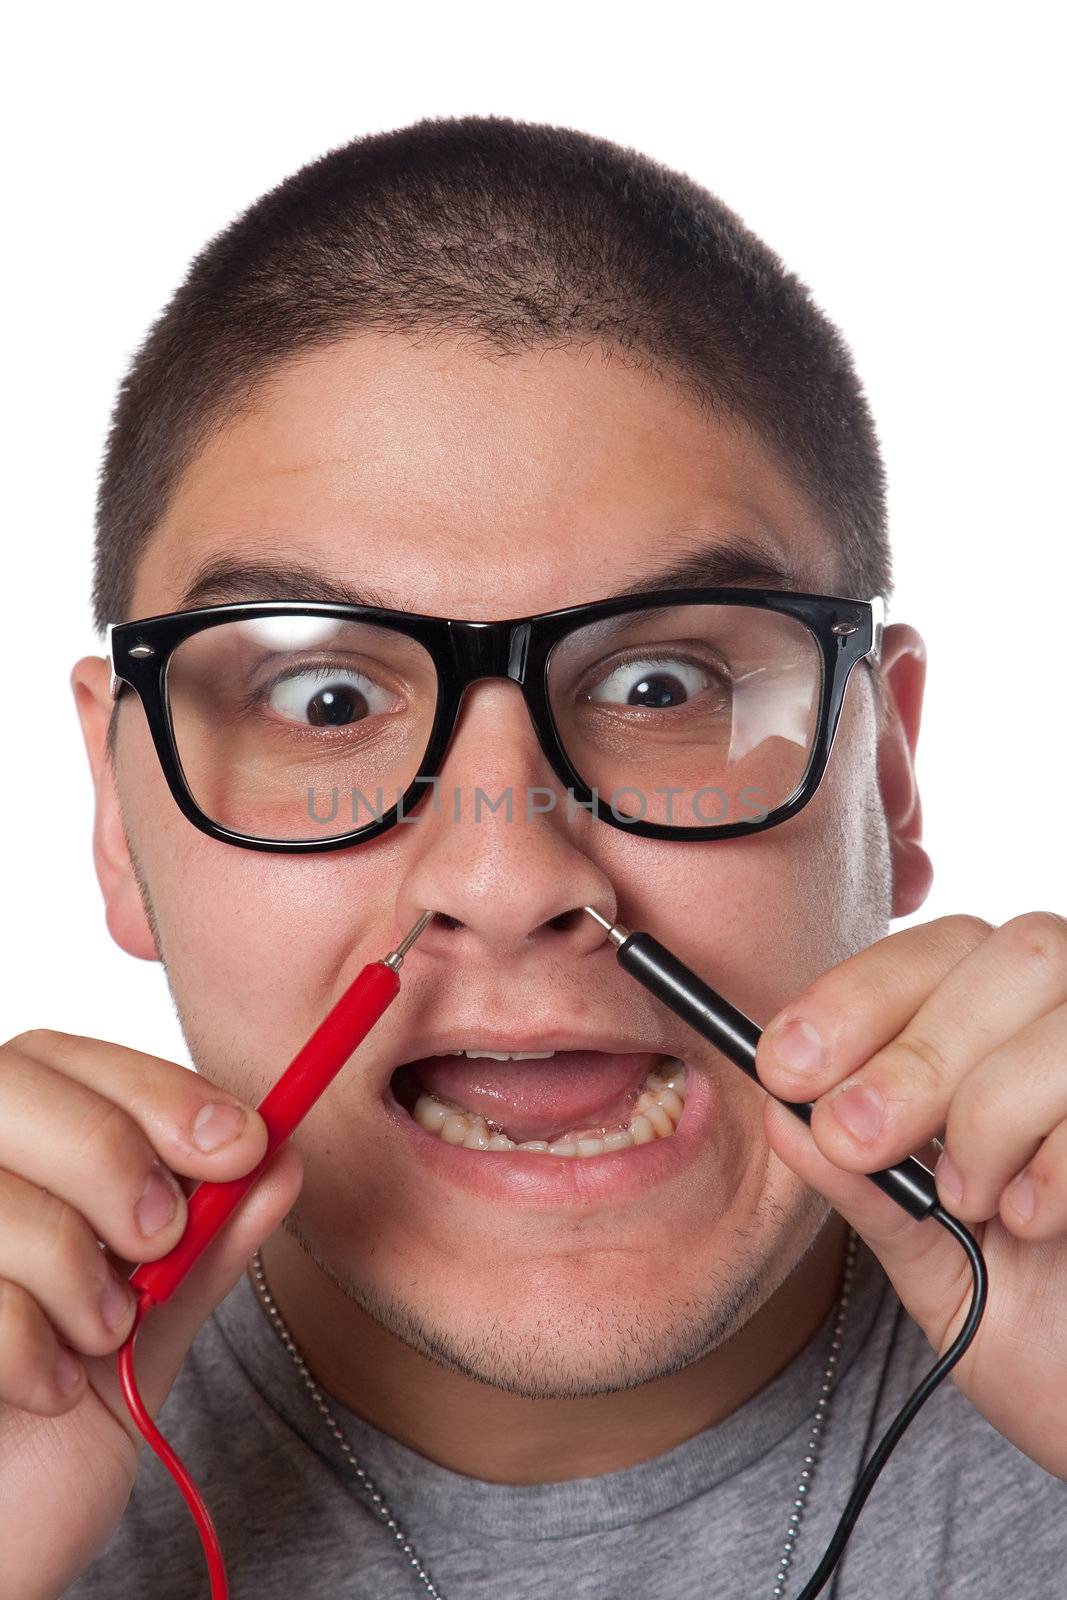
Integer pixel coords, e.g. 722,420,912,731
253,1214,850,1484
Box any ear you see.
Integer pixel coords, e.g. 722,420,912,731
70,656,160,961
874,623,934,918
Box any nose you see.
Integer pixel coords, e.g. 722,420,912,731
392,679,618,964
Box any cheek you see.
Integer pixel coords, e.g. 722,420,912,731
784,685,891,957
593,697,886,1029
118,727,394,1099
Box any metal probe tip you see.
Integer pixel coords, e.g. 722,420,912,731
582,905,630,949
383,909,435,971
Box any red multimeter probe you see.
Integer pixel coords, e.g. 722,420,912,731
117,911,434,1599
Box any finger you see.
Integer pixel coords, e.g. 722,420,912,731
0,1168,140,1363
757,913,1067,1185
10,1029,267,1179
999,1116,1067,1242
0,1275,88,1417
0,1048,246,1267
939,999,1067,1222
88,1141,305,1442
757,914,993,1101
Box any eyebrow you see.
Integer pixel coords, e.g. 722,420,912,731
177,557,396,611
174,535,804,614
612,533,803,596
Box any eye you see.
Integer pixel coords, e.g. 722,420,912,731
585,656,717,709
264,664,399,726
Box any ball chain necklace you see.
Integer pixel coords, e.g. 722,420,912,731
249,1227,857,1600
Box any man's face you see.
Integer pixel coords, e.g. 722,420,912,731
85,331,901,1395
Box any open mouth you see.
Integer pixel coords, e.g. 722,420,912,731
389,1050,688,1157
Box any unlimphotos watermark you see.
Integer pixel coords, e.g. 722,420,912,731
304,779,772,827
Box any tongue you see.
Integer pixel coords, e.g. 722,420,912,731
409,1051,661,1143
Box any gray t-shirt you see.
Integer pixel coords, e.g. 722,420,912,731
64,1238,1063,1598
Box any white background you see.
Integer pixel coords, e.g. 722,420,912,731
4,1,1064,1065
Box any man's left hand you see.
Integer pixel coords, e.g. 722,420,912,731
756,911,1067,1479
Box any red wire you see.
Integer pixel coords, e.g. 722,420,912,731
113,953,409,1596
117,1292,229,1599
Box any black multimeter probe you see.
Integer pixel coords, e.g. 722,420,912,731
583,907,988,1600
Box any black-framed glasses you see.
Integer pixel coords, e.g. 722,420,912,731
105,588,885,852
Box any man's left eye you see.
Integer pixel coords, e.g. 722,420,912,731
586,658,714,709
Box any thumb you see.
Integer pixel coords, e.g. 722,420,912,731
763,1097,980,1358
96,1140,304,1435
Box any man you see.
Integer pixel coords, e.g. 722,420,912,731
1,114,1063,1598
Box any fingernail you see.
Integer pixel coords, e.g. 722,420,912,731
935,1149,964,1205
136,1163,179,1236
99,1271,134,1332
1007,1168,1036,1222
832,1083,885,1144
54,1347,83,1394
192,1102,246,1153
768,1017,823,1073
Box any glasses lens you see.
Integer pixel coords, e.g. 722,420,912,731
546,603,823,828
165,614,438,841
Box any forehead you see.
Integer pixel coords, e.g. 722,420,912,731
132,331,837,620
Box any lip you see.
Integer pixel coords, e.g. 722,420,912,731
392,1030,684,1068
381,1055,715,1210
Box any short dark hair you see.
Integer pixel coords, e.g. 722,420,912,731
92,113,892,644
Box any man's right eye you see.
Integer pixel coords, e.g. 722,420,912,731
263,665,399,726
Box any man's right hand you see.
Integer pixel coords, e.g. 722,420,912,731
0,1027,304,1599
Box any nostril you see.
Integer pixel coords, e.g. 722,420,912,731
407,903,609,945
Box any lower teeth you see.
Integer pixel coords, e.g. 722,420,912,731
408,1058,687,1157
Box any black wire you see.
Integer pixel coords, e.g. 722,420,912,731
590,920,991,1598
789,1207,988,1600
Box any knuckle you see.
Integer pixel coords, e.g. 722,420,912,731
887,1028,954,1092
0,1273,29,1324
69,1093,145,1175
6,1027,64,1055
0,1278,71,1415
1001,910,1067,972
941,914,994,950
0,1275,38,1342
33,1190,94,1279
945,1071,1004,1154
835,965,893,1017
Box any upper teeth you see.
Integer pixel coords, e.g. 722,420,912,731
444,1049,556,1059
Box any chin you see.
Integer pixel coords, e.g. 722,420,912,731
340,1229,771,1397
